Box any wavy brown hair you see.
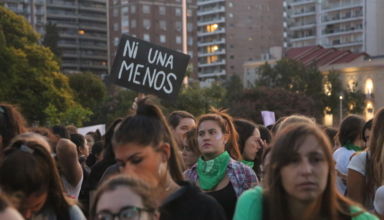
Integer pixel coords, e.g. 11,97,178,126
0,134,72,219
197,108,242,160
264,123,361,220
0,103,27,150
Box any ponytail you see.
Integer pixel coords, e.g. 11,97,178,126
113,96,184,183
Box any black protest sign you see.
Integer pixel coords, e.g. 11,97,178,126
110,34,190,99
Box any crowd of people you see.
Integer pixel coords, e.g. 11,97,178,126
0,98,383,220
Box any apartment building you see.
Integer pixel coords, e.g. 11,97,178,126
2,0,47,35
197,0,283,85
284,0,384,55
108,0,198,76
46,0,108,75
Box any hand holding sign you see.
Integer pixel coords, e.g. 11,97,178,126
109,35,190,99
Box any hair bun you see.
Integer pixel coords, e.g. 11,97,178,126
136,98,160,119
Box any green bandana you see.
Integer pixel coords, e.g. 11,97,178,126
344,143,362,152
242,160,254,168
197,151,230,191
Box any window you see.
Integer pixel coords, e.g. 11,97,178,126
113,8,119,17
160,35,166,43
176,21,182,31
188,36,193,46
142,5,150,14
122,20,129,28
365,78,373,95
160,20,166,30
143,19,151,29
122,7,128,15
131,5,136,13
113,23,119,31
187,9,192,17
131,19,136,28
143,34,150,41
159,6,166,15
187,23,193,32
114,37,119,46
175,8,181,16
206,24,218,32
176,36,181,44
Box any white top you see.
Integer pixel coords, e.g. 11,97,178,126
61,174,83,200
333,147,356,195
374,186,384,216
348,151,367,176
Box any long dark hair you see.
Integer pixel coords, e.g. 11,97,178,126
366,107,384,204
197,108,242,160
0,134,71,219
337,114,365,146
264,123,360,220
113,97,184,183
0,103,27,149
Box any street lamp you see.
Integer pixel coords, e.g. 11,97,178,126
182,0,189,86
339,95,343,122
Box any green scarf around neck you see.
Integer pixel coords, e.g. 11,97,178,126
197,151,230,191
241,160,254,168
344,143,362,152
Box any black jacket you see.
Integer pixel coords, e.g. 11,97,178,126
160,181,226,220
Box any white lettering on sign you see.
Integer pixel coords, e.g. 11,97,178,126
123,40,139,58
148,48,174,70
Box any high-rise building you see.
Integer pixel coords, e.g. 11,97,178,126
197,0,284,85
284,0,384,56
2,0,47,35
108,0,198,76
47,0,108,75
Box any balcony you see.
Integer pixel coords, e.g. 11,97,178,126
322,15,363,25
198,17,225,26
290,35,316,42
198,49,226,57
197,38,226,47
322,0,363,12
289,22,316,31
322,27,363,37
198,59,226,68
289,0,316,7
197,28,226,37
291,10,316,18
197,0,225,6
197,6,225,16
198,70,226,78
324,39,363,48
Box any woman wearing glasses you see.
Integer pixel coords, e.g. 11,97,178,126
91,175,158,220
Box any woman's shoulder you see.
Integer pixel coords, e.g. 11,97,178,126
233,186,263,220
350,206,379,220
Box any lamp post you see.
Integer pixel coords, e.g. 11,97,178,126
182,0,189,86
339,95,343,122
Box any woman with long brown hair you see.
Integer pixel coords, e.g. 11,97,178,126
0,103,27,151
234,123,377,220
0,133,85,219
185,108,258,220
348,107,384,210
112,97,225,220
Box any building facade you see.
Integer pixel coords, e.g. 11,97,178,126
197,0,284,85
2,0,47,35
108,0,198,76
284,0,384,56
47,0,108,75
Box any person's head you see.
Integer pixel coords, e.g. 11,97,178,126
366,108,384,200
86,141,105,167
112,98,184,188
197,108,241,161
91,175,158,220
362,119,373,148
168,111,195,148
264,123,347,220
258,125,272,145
66,125,78,135
0,193,24,220
181,128,200,169
234,119,262,161
0,134,70,219
29,127,57,152
102,118,123,164
277,114,316,134
0,103,27,150
70,133,89,158
51,125,70,139
337,114,365,147
322,126,338,150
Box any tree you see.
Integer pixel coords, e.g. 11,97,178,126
0,7,88,125
42,22,61,58
68,72,106,111
228,87,321,123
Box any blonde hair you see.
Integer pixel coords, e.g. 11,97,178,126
277,115,316,134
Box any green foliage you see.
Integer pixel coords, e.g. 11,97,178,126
68,72,106,111
0,6,89,125
44,104,93,127
43,22,61,57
